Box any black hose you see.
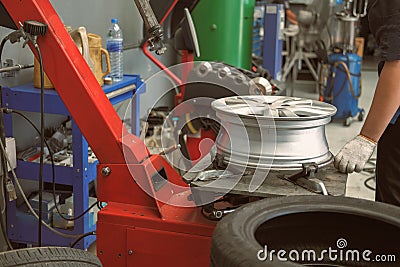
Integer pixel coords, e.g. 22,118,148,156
70,231,96,248
0,37,8,70
362,157,376,191
327,61,361,102
35,45,45,247
97,201,104,210
364,176,376,191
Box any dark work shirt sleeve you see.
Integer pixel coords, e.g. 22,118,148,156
368,0,400,62
369,0,400,124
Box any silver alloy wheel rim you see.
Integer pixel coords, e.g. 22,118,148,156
212,96,337,170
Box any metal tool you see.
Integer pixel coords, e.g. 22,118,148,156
193,169,237,183
105,84,136,99
249,77,272,96
285,163,329,195
133,0,166,55
346,0,368,17
212,208,236,220
158,144,181,156
1,58,33,77
0,63,33,73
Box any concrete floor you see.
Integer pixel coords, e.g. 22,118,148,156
286,56,379,201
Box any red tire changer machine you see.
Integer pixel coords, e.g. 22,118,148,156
0,1,214,266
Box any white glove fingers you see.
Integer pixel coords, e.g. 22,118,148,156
334,153,343,169
334,135,377,174
354,163,365,173
339,159,349,173
346,163,355,174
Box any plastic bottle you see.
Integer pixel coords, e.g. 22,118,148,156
107,18,123,82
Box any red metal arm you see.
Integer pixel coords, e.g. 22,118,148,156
1,0,149,165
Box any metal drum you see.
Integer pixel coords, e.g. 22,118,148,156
212,96,337,170
332,12,358,52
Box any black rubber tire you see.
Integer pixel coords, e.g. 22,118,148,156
211,196,400,267
0,247,102,267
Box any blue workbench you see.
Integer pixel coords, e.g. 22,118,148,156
2,74,144,249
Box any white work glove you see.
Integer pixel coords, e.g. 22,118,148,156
334,135,376,174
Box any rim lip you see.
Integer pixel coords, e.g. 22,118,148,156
212,96,337,121
218,152,334,171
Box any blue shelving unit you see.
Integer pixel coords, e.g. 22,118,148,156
3,75,144,249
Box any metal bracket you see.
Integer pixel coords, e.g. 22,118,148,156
285,163,329,195
1,59,34,78
2,59,15,77
202,203,236,220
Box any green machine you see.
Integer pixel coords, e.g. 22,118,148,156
192,0,255,70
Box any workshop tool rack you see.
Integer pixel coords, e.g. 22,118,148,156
2,75,144,249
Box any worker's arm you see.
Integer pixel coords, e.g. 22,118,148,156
286,10,298,25
360,61,400,142
334,0,400,174
334,61,400,173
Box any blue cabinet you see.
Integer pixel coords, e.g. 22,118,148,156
2,75,144,249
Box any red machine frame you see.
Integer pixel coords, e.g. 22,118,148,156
1,1,215,266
